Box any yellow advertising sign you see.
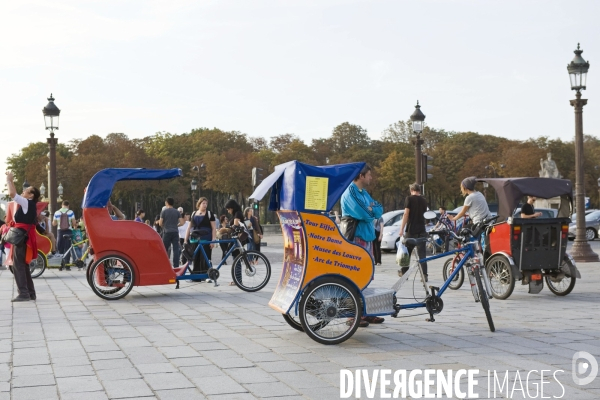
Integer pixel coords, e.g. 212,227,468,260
305,176,328,211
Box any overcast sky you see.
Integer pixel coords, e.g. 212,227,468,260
1,0,599,184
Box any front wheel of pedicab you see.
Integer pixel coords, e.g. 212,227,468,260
545,258,576,296
231,250,271,292
299,276,362,345
29,250,47,279
89,255,135,300
486,255,515,300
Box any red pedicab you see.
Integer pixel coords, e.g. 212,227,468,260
82,168,270,300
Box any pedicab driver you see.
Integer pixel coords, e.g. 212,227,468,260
340,164,384,327
521,196,542,219
450,177,492,227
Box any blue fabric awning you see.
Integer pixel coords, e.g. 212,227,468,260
249,161,365,213
83,168,182,209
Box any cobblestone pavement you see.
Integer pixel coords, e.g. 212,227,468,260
1,235,599,399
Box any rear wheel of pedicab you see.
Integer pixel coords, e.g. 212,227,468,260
545,259,576,296
231,251,271,292
29,250,47,279
474,267,495,332
442,255,464,290
89,255,135,300
486,255,515,300
299,276,362,345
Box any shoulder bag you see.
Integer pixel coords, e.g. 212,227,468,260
2,227,28,246
339,216,358,241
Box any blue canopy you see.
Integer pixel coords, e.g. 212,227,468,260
249,161,365,213
83,168,182,209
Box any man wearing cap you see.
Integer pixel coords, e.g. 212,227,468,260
451,177,491,226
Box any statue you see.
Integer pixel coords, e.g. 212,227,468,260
539,153,561,178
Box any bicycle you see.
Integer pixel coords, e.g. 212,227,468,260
58,234,91,271
177,226,271,292
395,213,499,333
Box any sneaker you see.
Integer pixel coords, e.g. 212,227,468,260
66,267,71,271
11,296,30,302
397,267,409,277
347,318,369,328
58,267,63,271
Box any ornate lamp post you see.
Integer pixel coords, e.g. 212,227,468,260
39,183,46,200
192,164,206,206
42,94,60,226
57,182,64,202
410,101,426,185
568,44,598,262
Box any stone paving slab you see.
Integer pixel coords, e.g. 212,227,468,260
1,236,600,399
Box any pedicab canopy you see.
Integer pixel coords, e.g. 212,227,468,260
83,168,182,209
249,160,366,213
477,177,573,221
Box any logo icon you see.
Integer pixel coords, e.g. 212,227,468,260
572,351,598,385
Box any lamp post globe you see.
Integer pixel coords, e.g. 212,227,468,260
568,44,598,262
22,179,30,191
40,182,46,197
410,101,426,184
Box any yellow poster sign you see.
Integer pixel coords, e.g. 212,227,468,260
305,176,328,210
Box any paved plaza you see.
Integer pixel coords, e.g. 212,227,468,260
1,234,599,399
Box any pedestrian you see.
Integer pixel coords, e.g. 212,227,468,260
433,206,453,251
243,207,262,253
52,200,76,271
5,171,40,301
224,199,246,286
154,215,162,234
450,177,491,226
341,164,384,326
398,183,429,281
178,212,190,264
159,197,184,268
134,210,145,223
185,198,216,279
372,216,383,265
218,215,229,264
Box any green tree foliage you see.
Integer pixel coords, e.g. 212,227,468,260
6,120,597,220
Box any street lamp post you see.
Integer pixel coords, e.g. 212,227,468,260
39,183,46,200
568,44,598,262
191,177,198,208
42,94,60,231
410,101,426,185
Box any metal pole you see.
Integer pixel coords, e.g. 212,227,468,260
570,91,599,262
47,132,58,237
414,133,423,185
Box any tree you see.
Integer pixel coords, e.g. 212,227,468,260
330,122,370,155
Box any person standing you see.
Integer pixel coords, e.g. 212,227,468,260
372,216,383,266
218,215,229,264
134,210,145,223
243,207,262,253
521,196,542,219
341,164,384,326
5,171,40,301
159,197,184,268
185,198,216,278
398,183,429,281
178,212,190,264
53,200,76,271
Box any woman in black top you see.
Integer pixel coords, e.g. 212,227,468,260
184,197,216,276
225,199,245,286
5,171,41,302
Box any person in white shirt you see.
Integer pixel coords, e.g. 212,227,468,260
178,212,190,263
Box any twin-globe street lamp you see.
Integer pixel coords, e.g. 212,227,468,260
191,164,205,207
42,94,60,226
568,44,599,262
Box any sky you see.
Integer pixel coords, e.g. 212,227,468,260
1,0,600,186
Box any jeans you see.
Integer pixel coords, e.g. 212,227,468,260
57,229,72,263
405,232,428,275
162,231,180,268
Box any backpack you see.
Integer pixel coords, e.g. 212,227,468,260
59,211,70,230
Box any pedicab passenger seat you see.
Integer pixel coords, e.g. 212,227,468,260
82,168,182,286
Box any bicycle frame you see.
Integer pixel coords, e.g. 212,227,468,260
62,238,90,268
397,240,478,311
177,237,245,282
